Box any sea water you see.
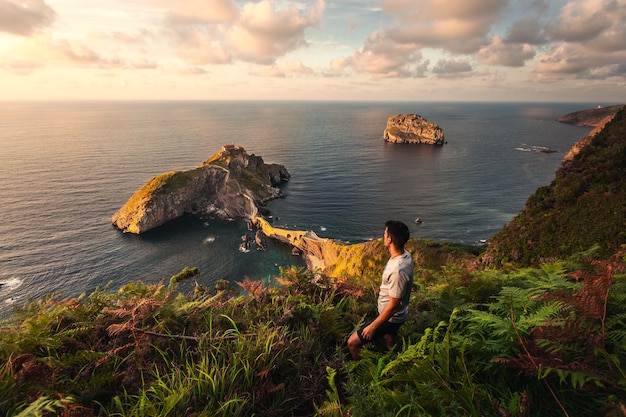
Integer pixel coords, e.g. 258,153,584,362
0,101,596,316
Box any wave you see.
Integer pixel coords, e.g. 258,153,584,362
0,277,23,305
0,277,22,290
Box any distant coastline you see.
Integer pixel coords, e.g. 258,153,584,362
557,104,625,127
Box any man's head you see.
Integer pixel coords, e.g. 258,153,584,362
384,220,410,250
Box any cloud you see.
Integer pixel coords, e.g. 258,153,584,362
331,0,507,78
503,15,548,45
1,37,145,72
160,0,239,25
432,58,474,78
382,0,508,54
0,0,56,36
225,0,325,64
414,60,430,78
0,56,43,75
163,0,325,66
477,36,536,67
533,43,626,80
175,29,232,65
250,59,314,77
130,58,158,69
546,0,608,42
540,0,626,54
164,65,208,75
1,0,328,75
327,30,423,78
86,30,149,46
532,0,626,80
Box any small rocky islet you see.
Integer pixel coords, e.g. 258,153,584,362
383,113,445,145
111,145,289,234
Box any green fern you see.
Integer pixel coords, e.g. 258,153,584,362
13,395,76,417
314,366,344,417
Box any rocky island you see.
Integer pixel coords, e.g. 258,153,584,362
383,114,445,145
111,145,289,234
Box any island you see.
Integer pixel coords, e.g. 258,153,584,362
383,114,445,145
111,145,289,234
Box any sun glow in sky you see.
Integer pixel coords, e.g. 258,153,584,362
1,0,625,101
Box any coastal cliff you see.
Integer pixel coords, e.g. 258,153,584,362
112,146,289,234
557,104,624,127
561,104,625,162
484,107,626,266
383,114,445,145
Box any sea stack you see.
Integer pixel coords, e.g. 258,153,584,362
383,114,445,145
111,145,289,234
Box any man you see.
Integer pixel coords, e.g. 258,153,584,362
347,220,414,360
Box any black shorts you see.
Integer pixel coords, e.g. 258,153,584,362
356,320,403,344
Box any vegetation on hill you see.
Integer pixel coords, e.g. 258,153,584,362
484,109,626,267
1,243,625,416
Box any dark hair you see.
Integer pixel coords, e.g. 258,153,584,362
385,220,410,249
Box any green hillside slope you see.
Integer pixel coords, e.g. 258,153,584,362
484,108,626,266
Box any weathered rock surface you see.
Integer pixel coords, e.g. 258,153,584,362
384,114,445,145
112,147,289,234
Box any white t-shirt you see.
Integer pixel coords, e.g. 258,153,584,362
378,250,414,323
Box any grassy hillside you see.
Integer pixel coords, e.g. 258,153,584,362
484,108,626,267
1,243,625,416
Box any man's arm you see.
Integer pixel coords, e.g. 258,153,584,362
360,296,401,340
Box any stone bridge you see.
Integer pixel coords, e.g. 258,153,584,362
252,216,343,272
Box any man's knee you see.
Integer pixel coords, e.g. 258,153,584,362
347,332,363,360
347,332,361,349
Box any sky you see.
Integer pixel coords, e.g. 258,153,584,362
1,0,625,102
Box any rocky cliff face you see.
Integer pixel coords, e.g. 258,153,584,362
383,114,445,145
112,147,290,234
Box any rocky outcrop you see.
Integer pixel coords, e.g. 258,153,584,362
112,147,290,234
384,114,445,145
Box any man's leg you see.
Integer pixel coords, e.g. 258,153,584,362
383,333,397,351
347,331,363,360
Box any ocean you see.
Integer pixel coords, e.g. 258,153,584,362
0,101,596,316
